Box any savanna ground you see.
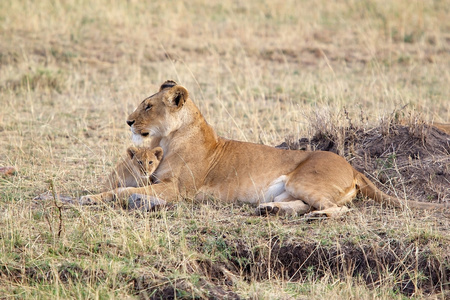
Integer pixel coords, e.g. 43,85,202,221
1,0,449,299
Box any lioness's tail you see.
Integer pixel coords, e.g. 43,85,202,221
354,170,447,209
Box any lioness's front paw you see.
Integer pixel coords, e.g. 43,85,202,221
79,195,101,205
128,194,167,212
255,204,280,216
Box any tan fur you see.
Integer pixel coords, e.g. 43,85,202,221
81,81,448,217
104,146,163,190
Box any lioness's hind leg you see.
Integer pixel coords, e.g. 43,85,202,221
256,200,310,216
305,206,351,218
283,166,356,217
283,153,358,218
283,181,352,218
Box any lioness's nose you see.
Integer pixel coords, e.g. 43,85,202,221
127,120,135,127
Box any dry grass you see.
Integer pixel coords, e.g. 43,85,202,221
1,0,449,298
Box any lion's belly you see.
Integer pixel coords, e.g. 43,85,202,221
199,174,288,204
238,175,288,204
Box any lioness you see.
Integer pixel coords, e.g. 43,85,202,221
81,80,447,217
104,146,163,190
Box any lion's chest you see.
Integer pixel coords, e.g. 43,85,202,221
153,152,208,191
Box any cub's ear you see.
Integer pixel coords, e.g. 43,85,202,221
126,146,138,159
159,80,178,92
164,85,188,110
153,147,164,161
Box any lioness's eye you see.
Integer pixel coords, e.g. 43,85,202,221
149,161,153,165
145,104,153,111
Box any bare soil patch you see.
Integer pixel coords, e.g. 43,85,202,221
225,235,449,296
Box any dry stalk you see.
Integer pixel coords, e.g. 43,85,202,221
47,179,65,238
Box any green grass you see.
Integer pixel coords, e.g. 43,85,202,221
1,0,449,298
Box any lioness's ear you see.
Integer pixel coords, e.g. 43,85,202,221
127,146,138,159
153,147,164,161
159,80,178,92
164,86,188,110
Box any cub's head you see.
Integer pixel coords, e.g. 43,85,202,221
127,146,164,176
127,80,189,145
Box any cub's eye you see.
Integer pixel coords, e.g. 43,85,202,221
148,161,153,165
145,104,153,111
137,160,143,166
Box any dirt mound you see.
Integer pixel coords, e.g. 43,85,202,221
277,123,450,203
225,235,450,296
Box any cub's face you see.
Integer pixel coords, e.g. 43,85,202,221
126,80,188,145
127,146,164,176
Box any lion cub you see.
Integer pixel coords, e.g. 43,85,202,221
104,146,163,190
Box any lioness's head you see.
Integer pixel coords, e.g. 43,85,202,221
127,146,164,176
127,80,189,144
